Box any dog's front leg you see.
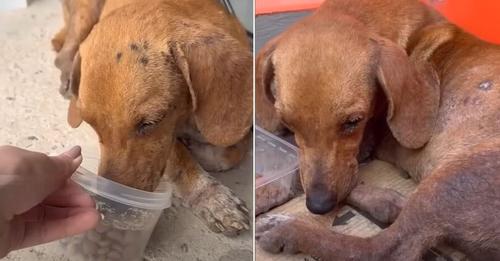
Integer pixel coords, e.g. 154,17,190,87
347,184,406,224
256,214,375,260
165,141,250,236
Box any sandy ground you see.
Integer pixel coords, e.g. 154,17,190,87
0,0,253,260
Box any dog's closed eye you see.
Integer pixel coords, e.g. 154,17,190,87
341,115,364,135
136,115,165,137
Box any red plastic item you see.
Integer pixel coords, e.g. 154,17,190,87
421,0,500,44
255,0,324,15
256,0,500,44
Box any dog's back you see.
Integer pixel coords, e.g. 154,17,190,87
433,32,500,138
99,0,248,45
400,25,500,177
316,0,442,46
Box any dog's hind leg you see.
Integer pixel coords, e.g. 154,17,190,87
183,133,250,172
51,0,71,52
53,0,104,98
164,141,250,236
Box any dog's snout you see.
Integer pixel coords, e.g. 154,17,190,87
306,187,337,215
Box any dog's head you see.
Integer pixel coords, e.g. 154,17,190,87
66,14,252,191
257,17,440,214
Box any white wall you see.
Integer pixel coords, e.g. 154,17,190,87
0,0,28,11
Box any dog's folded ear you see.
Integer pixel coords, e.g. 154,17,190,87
374,25,457,149
373,36,441,149
170,26,252,147
255,37,284,133
67,51,83,128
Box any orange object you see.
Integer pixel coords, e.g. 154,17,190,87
256,0,324,15
256,0,500,44
421,0,500,44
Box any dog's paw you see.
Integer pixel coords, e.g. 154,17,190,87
54,52,75,99
52,37,65,52
256,214,299,254
194,181,250,237
58,73,72,99
255,214,294,238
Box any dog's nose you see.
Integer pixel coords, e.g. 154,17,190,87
306,189,337,214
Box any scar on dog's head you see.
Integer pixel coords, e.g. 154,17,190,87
67,19,252,191
256,20,450,214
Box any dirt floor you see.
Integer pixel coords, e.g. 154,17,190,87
0,0,253,260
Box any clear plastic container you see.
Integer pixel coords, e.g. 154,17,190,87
59,166,172,261
255,126,301,215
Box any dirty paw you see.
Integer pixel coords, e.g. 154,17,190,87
194,181,250,237
54,51,76,99
256,214,299,254
255,214,294,238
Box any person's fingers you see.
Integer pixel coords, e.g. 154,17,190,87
43,180,95,208
48,146,83,177
18,204,97,222
15,207,99,250
17,180,95,222
30,146,82,185
2,146,83,217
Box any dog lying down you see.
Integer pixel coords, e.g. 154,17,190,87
52,0,252,236
256,0,500,259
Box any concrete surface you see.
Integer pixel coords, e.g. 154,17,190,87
0,0,253,260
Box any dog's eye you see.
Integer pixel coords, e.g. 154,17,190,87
136,120,159,136
341,115,363,134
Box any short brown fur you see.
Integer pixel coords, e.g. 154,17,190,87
257,0,500,259
53,0,252,236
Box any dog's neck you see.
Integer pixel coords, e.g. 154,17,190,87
321,0,443,49
357,89,390,163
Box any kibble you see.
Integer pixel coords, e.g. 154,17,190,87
60,223,150,261
58,195,161,261
87,230,101,242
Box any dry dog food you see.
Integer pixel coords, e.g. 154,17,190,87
60,223,145,261
255,127,300,215
65,167,172,261
59,194,159,261
255,172,301,215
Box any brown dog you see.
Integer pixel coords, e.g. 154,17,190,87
52,0,252,236
256,0,500,260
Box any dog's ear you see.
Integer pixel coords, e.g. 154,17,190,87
375,25,457,149
255,37,284,133
170,28,252,147
407,23,457,62
67,52,82,128
374,37,441,149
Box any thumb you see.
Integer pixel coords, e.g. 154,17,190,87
48,146,83,178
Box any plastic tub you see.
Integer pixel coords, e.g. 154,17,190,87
255,126,301,215
59,166,172,261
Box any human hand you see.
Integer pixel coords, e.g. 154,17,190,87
0,146,100,257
